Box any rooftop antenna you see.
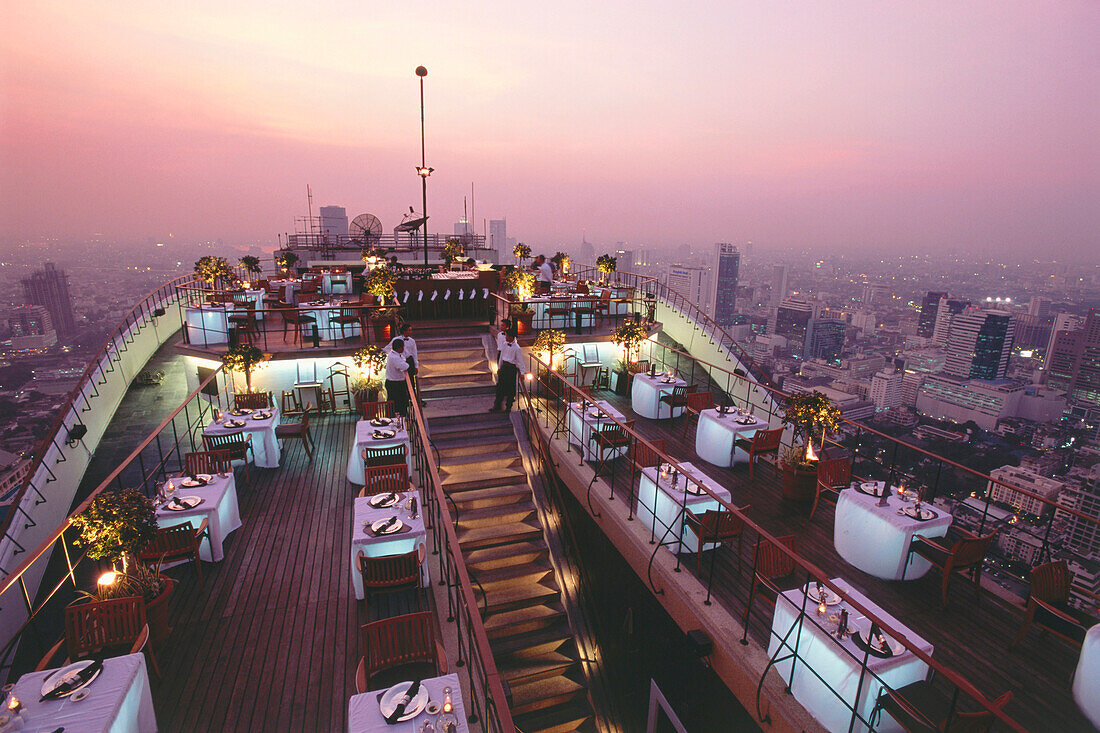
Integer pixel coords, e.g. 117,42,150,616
470,182,475,235
306,185,315,238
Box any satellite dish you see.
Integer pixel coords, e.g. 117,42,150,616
349,213,383,245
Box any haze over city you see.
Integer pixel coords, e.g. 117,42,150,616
2,1,1097,258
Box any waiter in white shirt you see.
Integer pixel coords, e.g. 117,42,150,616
534,255,553,295
386,324,420,404
490,329,523,412
495,318,512,361
384,338,412,416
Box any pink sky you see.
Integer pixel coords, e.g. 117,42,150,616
1,1,1097,257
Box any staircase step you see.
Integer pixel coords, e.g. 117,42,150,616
432,425,515,444
512,701,596,733
450,482,531,510
498,651,576,687
420,383,497,399
418,348,486,363
465,541,548,572
475,558,553,589
483,601,565,639
455,502,535,529
419,373,494,388
443,468,528,492
428,411,511,430
418,336,485,350
490,622,574,660
435,434,517,457
457,521,542,550
481,578,559,614
508,674,587,716
440,450,521,471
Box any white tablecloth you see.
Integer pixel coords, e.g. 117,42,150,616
185,303,232,346
346,420,413,484
156,473,242,562
230,289,267,319
322,272,353,295
694,409,770,467
592,285,633,315
204,405,282,469
631,373,687,420
1074,625,1100,729
9,653,157,733
526,296,596,330
351,495,428,600
300,301,360,342
567,401,627,461
769,579,933,733
636,462,731,553
834,484,953,581
347,673,467,732
269,279,302,302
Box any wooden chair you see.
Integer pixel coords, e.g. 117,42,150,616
1010,559,1099,649
334,305,362,341
627,360,650,375
682,391,715,439
594,289,611,317
362,444,407,468
906,529,997,608
548,299,571,328
138,520,209,588
359,463,412,497
227,302,257,334
36,597,160,677
202,431,253,482
355,611,447,693
685,506,751,574
589,420,635,496
234,392,271,410
280,307,316,345
572,298,596,334
873,682,1012,733
742,535,797,643
184,449,233,476
274,403,313,461
658,384,690,420
734,427,783,479
360,400,395,421
357,547,425,617
810,456,852,521
299,278,320,299
591,366,611,392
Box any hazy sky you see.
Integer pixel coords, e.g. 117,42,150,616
2,1,1097,256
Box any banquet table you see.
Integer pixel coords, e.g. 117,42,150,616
156,472,242,562
694,409,770,467
631,373,687,419
185,303,233,346
1074,625,1100,729
268,278,302,302
768,578,934,733
526,295,595,330
321,271,353,295
351,494,428,600
567,400,627,461
6,653,157,733
346,419,413,484
204,405,282,469
300,301,360,342
636,462,731,552
834,483,953,581
347,673,468,732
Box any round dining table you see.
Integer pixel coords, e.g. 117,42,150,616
694,409,770,467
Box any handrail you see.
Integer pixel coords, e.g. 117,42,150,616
0,273,194,552
403,374,516,731
522,358,1026,732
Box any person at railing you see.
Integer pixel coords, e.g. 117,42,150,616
386,324,421,406
384,339,412,416
533,255,553,294
490,329,522,413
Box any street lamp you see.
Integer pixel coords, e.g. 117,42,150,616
415,66,431,267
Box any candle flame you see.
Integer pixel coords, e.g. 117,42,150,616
806,442,819,462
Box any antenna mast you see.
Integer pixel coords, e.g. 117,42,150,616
306,185,315,238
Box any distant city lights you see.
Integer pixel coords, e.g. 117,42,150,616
984,297,1012,303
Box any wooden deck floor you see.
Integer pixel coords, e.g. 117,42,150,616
544,390,1092,732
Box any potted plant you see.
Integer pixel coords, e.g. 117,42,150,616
275,250,299,274
596,254,617,284
222,343,268,393
610,321,648,395
194,256,234,288
551,251,571,277
71,489,174,645
352,345,387,406
443,238,465,265
360,246,386,271
779,390,842,501
513,242,531,265
365,267,397,304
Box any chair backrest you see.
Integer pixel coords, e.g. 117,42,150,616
360,611,439,686
686,391,715,412
599,289,611,304
358,547,423,590
364,463,409,495
202,431,248,454
575,281,590,294
142,522,199,557
877,686,942,733
360,400,396,420
696,507,749,540
948,691,1012,733
549,299,570,314
235,392,271,410
232,292,253,305
817,457,852,489
952,531,997,568
184,449,233,475
627,360,649,374
64,597,147,660
670,385,687,398
300,403,312,431
753,428,784,451
363,443,407,467
341,305,361,319
755,535,797,580
1029,560,1070,604
630,438,666,468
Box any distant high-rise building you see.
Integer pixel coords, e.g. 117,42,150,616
918,291,948,337
667,264,711,313
771,297,817,357
861,283,889,309
806,319,846,363
711,243,740,327
1046,310,1100,410
8,305,57,350
453,219,473,236
871,368,905,410
1057,471,1100,557
21,262,76,337
319,206,348,241
770,264,788,309
944,308,1015,381
1029,297,1052,319
488,219,507,256
932,297,971,347
1046,313,1084,365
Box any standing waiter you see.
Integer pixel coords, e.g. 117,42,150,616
387,324,420,404
489,330,523,413
384,338,412,415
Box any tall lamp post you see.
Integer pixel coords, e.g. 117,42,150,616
415,65,433,267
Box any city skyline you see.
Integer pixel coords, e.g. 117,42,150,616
2,1,1098,257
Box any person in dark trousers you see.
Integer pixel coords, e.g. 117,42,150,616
490,329,523,412
387,324,421,405
384,338,412,415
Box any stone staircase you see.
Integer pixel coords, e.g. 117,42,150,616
416,335,496,399
424,338,597,732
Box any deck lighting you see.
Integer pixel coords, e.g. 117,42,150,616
98,571,118,587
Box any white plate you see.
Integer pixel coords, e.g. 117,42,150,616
370,518,404,535
40,660,101,698
804,585,842,606
379,681,429,722
369,492,403,508
165,496,203,511
858,631,898,656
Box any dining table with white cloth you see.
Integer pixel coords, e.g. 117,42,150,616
631,373,687,419
351,494,428,600
268,278,302,302
694,408,770,467
768,578,934,733
636,461,732,553
299,300,360,342
184,302,233,346
204,405,282,469
592,285,634,315
1074,625,1100,729
156,472,242,562
834,482,953,581
346,673,468,732
567,400,627,461
346,419,413,484
6,653,157,733
321,271,353,295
